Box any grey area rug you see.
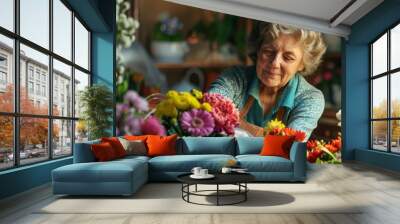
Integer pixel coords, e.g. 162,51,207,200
37,183,362,214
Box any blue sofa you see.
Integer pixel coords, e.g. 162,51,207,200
52,137,306,196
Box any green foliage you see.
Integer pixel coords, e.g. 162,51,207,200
79,84,113,140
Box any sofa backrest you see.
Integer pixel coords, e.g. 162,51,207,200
235,137,264,155
73,139,100,163
178,137,236,155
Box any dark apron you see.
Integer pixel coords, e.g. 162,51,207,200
239,95,286,136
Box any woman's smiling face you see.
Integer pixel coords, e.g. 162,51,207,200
256,34,305,90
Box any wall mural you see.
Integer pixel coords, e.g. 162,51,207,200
115,0,342,164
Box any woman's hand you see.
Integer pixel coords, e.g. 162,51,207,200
239,119,264,137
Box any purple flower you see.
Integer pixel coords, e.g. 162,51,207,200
125,115,144,135
116,103,129,120
141,116,166,136
180,109,215,136
124,90,149,112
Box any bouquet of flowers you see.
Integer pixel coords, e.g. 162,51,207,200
154,89,240,136
264,119,307,142
116,90,166,136
306,136,341,164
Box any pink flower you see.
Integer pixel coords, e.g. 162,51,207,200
180,109,215,136
124,90,149,112
125,115,143,135
202,93,239,135
141,116,166,136
322,71,333,81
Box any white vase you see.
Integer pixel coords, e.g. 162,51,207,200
151,41,189,63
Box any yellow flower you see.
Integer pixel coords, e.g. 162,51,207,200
172,94,191,110
166,90,179,99
265,118,286,134
202,102,212,112
155,99,178,118
226,159,237,167
191,89,203,100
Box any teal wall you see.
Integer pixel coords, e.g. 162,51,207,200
0,0,116,200
344,0,400,171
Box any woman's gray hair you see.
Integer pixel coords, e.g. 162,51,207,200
248,22,327,76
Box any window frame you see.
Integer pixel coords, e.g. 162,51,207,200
0,0,92,171
370,20,400,154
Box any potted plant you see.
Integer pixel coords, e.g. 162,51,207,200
79,84,113,140
151,14,189,63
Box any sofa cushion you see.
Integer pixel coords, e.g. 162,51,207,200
236,137,264,155
149,154,235,172
179,137,235,155
91,142,118,161
236,155,293,172
101,137,127,158
146,134,178,157
52,158,147,183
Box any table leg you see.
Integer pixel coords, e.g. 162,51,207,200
217,184,219,206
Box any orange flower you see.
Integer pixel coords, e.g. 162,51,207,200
307,140,318,150
330,137,341,150
282,127,296,136
325,144,339,153
294,130,306,142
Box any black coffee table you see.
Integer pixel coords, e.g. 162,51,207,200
177,173,255,206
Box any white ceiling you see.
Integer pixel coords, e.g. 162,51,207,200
164,0,384,38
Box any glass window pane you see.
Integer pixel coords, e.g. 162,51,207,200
53,119,72,158
53,59,72,117
0,0,14,31
74,69,89,118
20,44,49,115
0,116,14,170
372,77,387,119
372,121,388,151
391,24,400,70
74,17,89,70
20,117,49,165
391,72,400,118
372,33,387,76
20,0,49,49
53,0,72,60
0,35,14,112
391,120,400,153
75,120,88,143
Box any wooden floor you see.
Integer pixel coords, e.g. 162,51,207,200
1,162,400,224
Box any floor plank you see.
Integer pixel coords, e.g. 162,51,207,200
1,161,400,224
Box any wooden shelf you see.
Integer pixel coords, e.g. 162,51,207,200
156,61,244,70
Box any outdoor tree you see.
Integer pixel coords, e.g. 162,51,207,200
0,85,59,151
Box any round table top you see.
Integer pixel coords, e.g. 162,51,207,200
177,172,255,185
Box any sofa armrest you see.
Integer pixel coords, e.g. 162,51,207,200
289,142,306,181
73,141,99,163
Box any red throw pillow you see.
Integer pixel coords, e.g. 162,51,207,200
146,134,177,157
101,137,126,158
260,135,294,159
91,142,118,161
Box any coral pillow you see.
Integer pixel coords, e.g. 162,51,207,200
124,135,149,141
101,137,126,158
91,142,118,162
260,135,294,159
146,134,177,157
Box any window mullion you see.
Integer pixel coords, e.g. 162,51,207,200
71,10,76,155
13,0,20,167
48,0,54,160
388,30,391,153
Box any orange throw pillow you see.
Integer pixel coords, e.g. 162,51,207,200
260,135,294,159
124,135,148,141
101,137,126,158
146,134,177,157
91,142,118,161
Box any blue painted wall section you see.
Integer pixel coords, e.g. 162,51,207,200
344,0,400,171
0,0,116,200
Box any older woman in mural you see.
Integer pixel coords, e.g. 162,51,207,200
209,23,327,139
